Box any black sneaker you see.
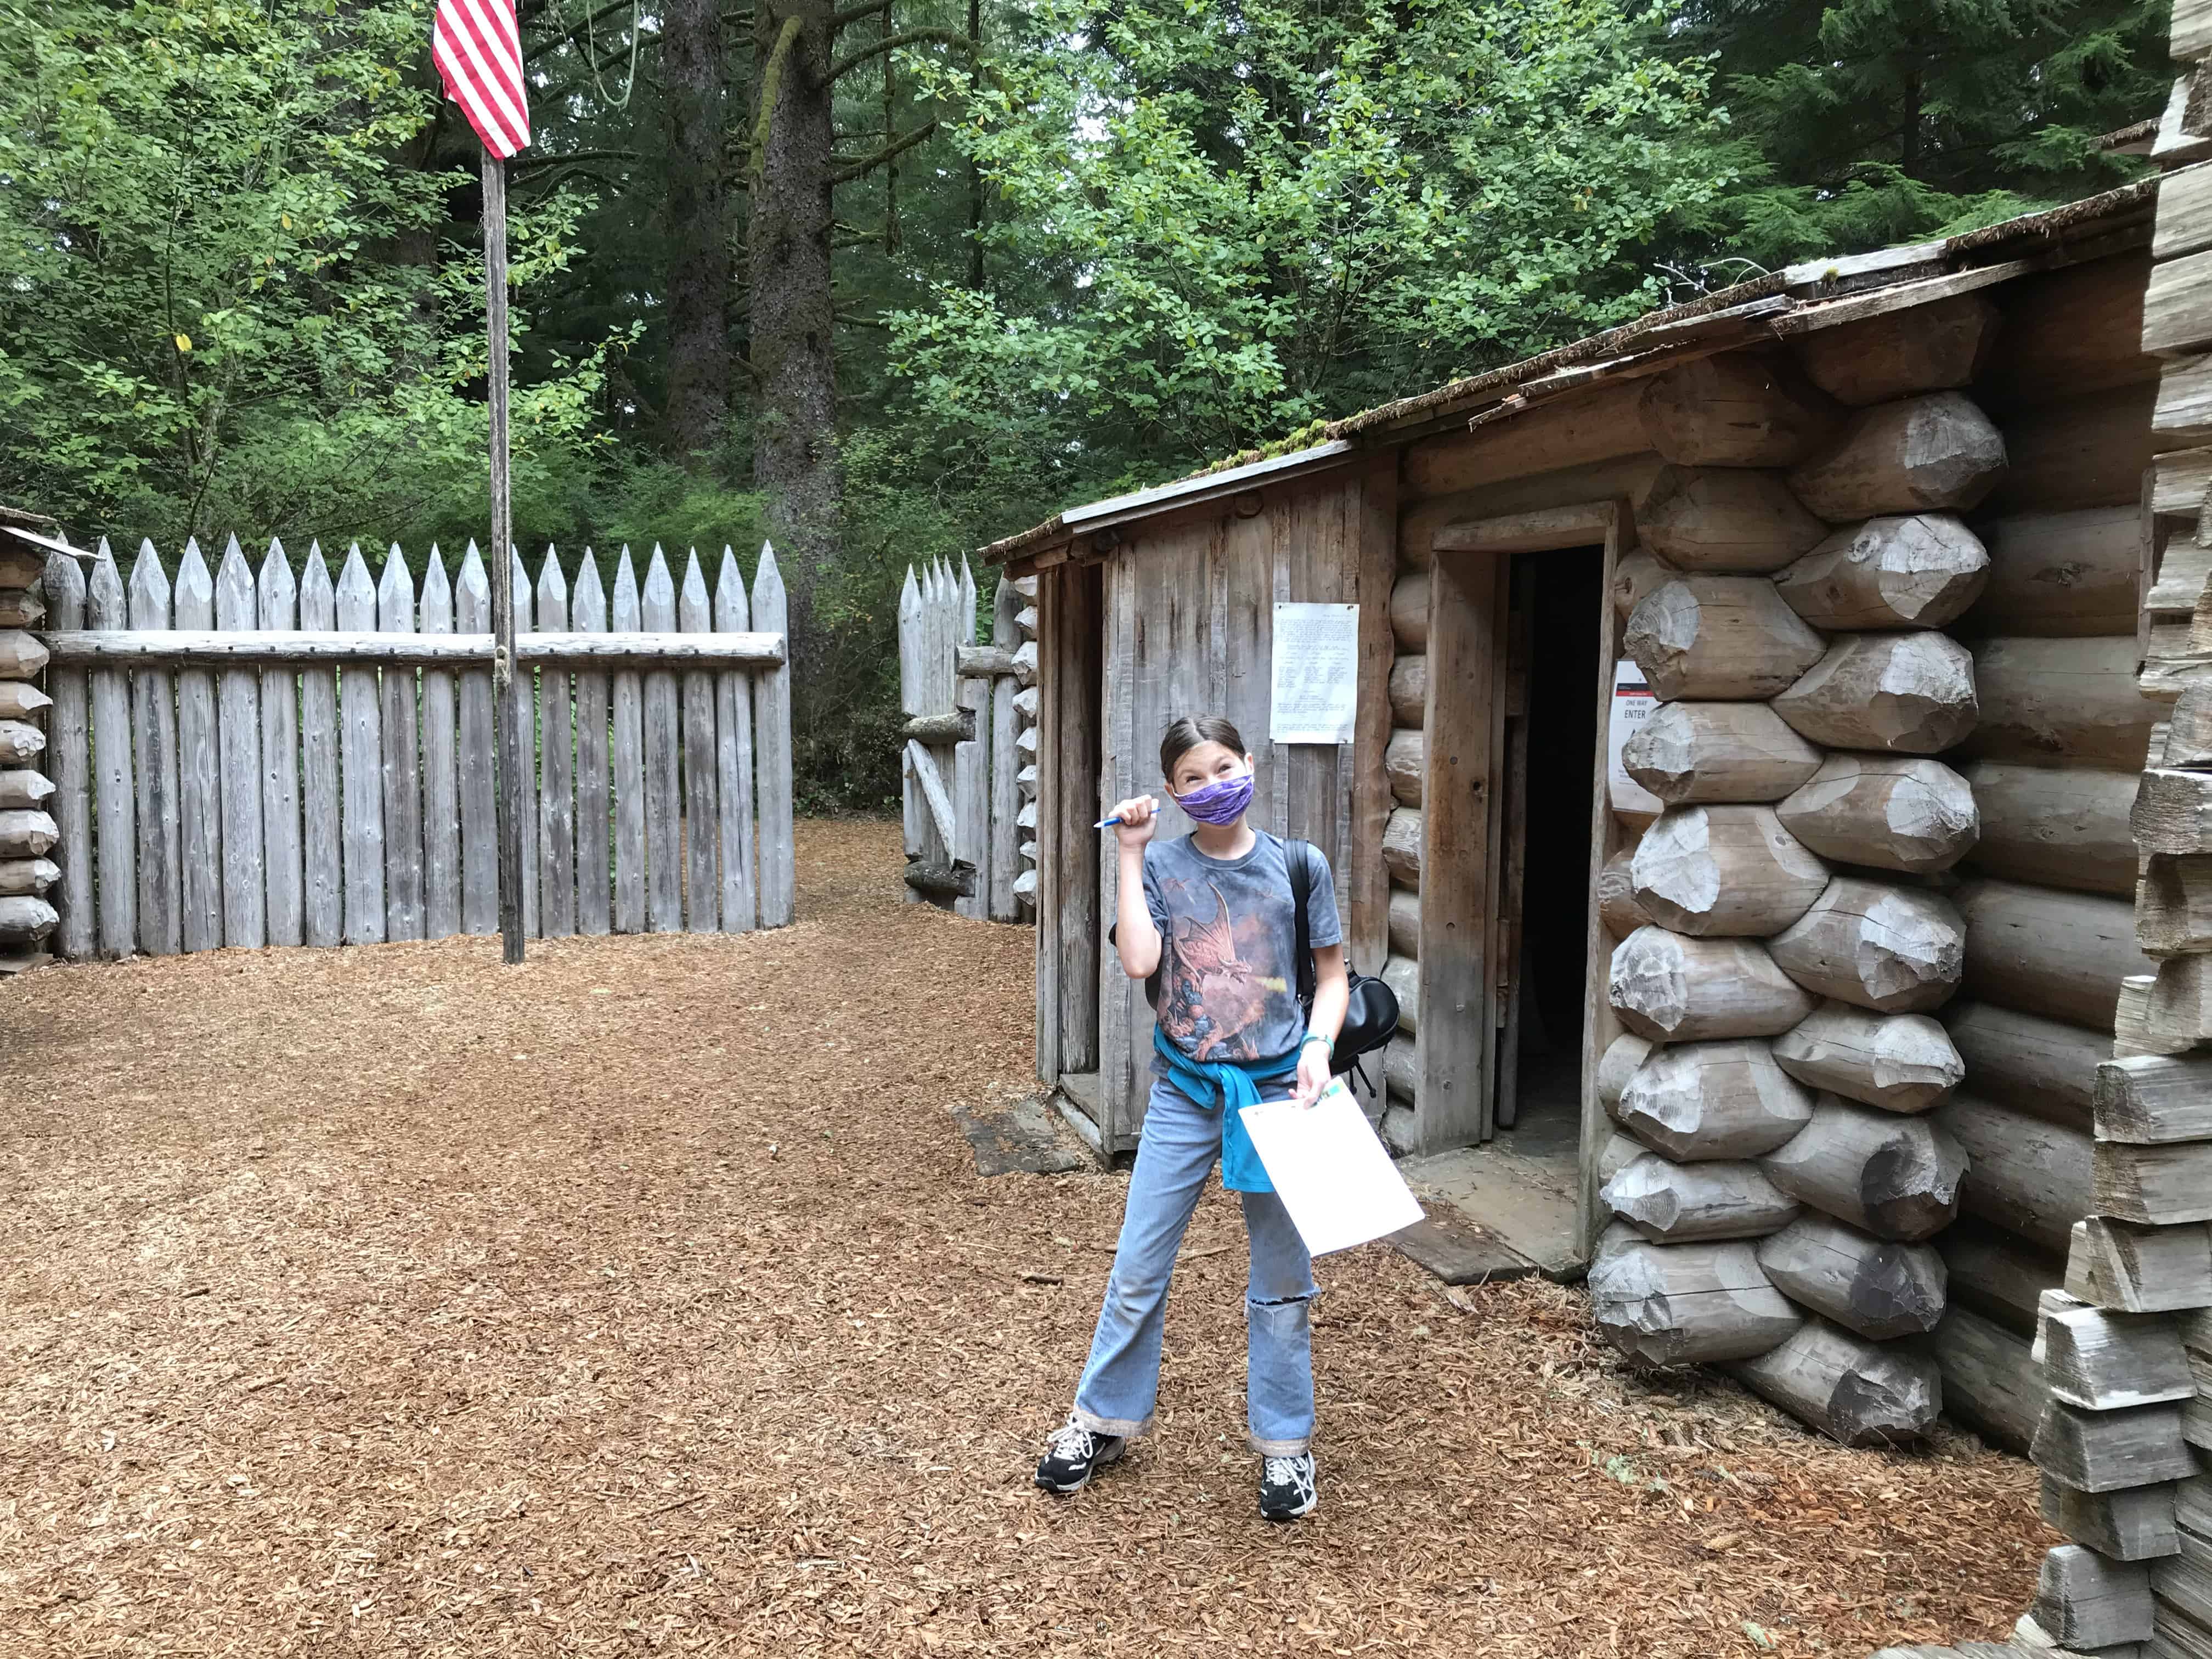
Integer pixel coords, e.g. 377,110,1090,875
1258,1452,1318,1521
1034,1415,1125,1496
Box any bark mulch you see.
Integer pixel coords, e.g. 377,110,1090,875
0,820,2052,1657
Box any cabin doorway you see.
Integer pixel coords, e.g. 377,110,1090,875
1494,548,1605,1164
1411,502,1627,1275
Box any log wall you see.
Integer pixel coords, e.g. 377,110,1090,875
1588,349,1997,1446
0,532,57,967
1911,250,2168,1454
1381,261,2164,1452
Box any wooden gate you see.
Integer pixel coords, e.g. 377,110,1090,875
895,558,1035,921
38,535,795,958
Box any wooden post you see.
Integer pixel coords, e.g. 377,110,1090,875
512,552,541,940
91,543,138,957
298,546,342,947
610,549,647,933
419,547,460,941
377,545,424,942
128,540,182,955
334,545,383,945
752,544,795,927
678,550,719,932
712,549,756,933
454,544,498,936
174,538,222,951
573,553,614,934
484,150,526,965
539,549,578,936
1418,550,1504,1149
44,551,89,960
641,547,682,932
259,539,304,947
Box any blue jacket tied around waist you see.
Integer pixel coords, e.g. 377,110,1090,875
1150,1026,1299,1193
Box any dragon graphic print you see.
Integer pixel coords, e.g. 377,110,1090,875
1143,833,1341,1068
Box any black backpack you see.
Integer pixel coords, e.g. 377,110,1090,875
1123,835,1400,1080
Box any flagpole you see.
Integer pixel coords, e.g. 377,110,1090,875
483,149,527,966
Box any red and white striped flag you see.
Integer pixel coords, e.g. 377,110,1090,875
432,0,531,159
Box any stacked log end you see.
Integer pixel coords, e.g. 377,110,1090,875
2012,1055,2212,1656
1594,364,2003,1448
1377,559,1429,1154
2016,45,2212,1652
1007,573,1041,919
0,533,64,968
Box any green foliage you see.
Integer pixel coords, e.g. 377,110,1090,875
885,0,1733,482
0,0,2177,812
0,0,634,545
1669,0,2168,267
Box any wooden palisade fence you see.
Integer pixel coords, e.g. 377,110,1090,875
35,536,794,960
896,556,1037,921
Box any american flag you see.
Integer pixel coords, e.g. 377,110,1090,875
432,0,531,159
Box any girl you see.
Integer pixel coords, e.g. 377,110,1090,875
1034,714,1348,1522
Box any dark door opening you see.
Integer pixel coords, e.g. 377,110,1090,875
1494,548,1605,1161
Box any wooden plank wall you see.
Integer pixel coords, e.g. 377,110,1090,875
40,539,795,957
1081,475,1367,1152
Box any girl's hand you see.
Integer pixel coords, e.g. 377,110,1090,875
1108,795,1159,849
1291,1042,1332,1107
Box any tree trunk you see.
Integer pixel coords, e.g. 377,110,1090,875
664,0,731,460
966,0,984,290
752,0,842,606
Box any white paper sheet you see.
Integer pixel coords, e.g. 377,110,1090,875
1269,603,1360,744
1238,1080,1424,1256
1607,658,1663,818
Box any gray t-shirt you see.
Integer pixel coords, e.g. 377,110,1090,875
1144,832,1341,1067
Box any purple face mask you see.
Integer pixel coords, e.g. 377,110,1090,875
1173,770,1255,826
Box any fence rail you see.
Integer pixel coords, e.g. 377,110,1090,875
43,630,788,667
41,534,794,961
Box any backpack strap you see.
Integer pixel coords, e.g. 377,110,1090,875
1126,835,1319,1014
1284,834,1317,1006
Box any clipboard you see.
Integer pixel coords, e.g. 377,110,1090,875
1238,1079,1424,1256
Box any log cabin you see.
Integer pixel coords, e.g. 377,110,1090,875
981,178,2181,1457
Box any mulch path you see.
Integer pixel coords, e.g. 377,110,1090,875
0,819,2052,1657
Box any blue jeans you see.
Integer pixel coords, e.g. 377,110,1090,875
1071,1077,1319,1455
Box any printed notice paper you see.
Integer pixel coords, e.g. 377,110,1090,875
1270,603,1360,744
1239,1080,1424,1256
1607,659,1662,819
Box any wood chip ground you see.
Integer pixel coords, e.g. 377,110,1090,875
0,821,2050,1656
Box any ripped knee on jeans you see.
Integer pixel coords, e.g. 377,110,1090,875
1247,1289,1317,1312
